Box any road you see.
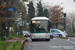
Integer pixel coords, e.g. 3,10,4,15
24,38,75,50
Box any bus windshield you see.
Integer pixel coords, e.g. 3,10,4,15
31,20,49,33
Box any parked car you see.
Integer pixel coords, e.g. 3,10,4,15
22,31,30,37
50,29,68,38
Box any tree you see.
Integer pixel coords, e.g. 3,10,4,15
43,9,49,17
23,0,28,2
37,1,43,16
0,0,11,41
50,5,64,28
27,1,35,22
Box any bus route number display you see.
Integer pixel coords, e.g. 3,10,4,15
32,21,40,23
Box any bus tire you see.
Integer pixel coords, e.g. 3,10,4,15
32,39,35,41
46,39,50,41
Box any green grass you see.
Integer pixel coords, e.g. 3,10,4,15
6,41,21,50
14,35,25,40
0,41,6,50
6,35,14,40
68,34,75,37
6,35,25,40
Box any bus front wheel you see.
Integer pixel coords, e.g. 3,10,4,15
32,39,35,41
46,39,50,41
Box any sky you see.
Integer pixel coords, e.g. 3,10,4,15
41,0,75,13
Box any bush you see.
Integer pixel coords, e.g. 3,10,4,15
6,35,14,40
14,35,25,40
0,41,6,50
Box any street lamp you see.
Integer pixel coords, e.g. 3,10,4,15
6,27,8,37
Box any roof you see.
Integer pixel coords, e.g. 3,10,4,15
22,31,30,34
50,29,63,32
31,17,49,20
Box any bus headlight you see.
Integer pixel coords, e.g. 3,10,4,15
32,34,35,37
28,34,30,35
24,34,25,36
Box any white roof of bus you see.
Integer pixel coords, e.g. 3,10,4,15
31,17,49,20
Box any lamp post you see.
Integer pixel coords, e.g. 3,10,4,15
19,19,24,35
6,27,8,37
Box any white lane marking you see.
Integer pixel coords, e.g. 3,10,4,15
67,39,75,44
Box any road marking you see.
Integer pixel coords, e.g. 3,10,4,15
67,39,75,44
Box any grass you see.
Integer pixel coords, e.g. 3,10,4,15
0,41,6,50
68,34,75,37
6,35,25,40
14,35,25,40
6,41,21,50
6,35,14,40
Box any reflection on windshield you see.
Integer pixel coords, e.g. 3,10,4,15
31,20,48,33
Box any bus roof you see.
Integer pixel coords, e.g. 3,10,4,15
31,17,49,20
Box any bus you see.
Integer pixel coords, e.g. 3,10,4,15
29,17,52,41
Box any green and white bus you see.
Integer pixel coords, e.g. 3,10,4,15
29,17,52,41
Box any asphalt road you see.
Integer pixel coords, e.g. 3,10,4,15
24,38,75,50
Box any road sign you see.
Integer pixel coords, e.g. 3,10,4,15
19,21,24,26
15,13,22,18
5,8,16,11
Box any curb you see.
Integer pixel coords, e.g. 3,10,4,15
21,39,28,50
61,37,68,40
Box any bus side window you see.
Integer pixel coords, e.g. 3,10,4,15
48,21,52,31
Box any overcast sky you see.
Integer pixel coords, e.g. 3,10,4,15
41,0,75,13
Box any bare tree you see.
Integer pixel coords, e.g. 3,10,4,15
50,5,64,29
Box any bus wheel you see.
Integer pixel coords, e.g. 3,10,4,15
46,39,50,41
32,39,35,41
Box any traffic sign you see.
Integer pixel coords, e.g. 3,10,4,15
19,21,24,26
15,13,22,18
5,8,16,11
